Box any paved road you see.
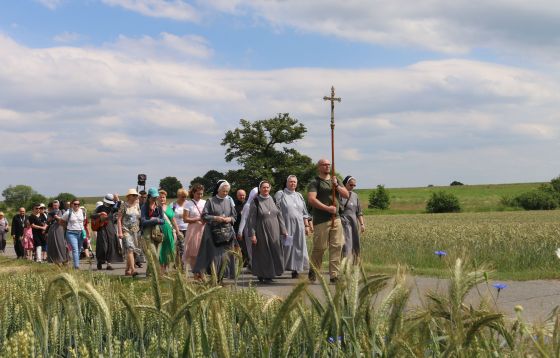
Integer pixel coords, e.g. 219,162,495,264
3,244,560,321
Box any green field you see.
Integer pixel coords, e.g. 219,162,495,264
355,182,543,214
354,210,560,280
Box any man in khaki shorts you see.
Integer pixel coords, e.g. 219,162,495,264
307,158,349,283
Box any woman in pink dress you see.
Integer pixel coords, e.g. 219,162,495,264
182,184,206,272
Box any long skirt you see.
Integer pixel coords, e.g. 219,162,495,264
47,223,69,264
193,227,236,279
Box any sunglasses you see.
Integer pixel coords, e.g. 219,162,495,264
73,203,80,206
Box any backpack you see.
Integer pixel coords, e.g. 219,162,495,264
90,212,108,232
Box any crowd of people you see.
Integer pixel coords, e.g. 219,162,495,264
0,158,365,283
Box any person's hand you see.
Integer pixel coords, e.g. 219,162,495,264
360,224,365,233
113,193,120,202
237,234,243,241
327,206,337,215
251,235,257,245
305,226,310,236
332,176,339,187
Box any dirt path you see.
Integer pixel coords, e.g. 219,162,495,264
3,244,559,322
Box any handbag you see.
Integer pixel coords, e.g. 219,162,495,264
150,225,163,244
211,224,233,245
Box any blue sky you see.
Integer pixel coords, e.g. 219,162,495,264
1,0,560,196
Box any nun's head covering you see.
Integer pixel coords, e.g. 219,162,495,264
258,180,271,194
285,175,297,189
342,175,355,186
245,187,258,206
212,179,230,197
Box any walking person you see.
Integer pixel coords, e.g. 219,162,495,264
159,189,183,273
61,198,85,269
117,189,142,277
29,204,47,262
233,189,249,267
237,187,258,267
140,187,164,264
307,158,349,283
47,200,69,265
182,184,206,272
193,180,237,281
22,220,34,260
93,194,120,270
0,212,9,254
11,207,26,259
249,180,287,283
340,176,365,262
275,175,311,278
172,188,189,270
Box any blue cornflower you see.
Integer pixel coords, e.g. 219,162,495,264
493,283,507,292
434,250,447,258
327,336,343,344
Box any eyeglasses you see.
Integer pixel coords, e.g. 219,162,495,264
73,203,80,206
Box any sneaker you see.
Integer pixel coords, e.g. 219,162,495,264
106,265,114,271
291,271,299,279
97,263,103,270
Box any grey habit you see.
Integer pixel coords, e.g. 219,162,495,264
274,189,309,273
248,195,286,279
340,191,363,258
193,196,237,279
46,209,69,264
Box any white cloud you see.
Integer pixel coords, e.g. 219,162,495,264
35,0,62,10
53,32,82,43
109,33,212,60
205,0,560,60
1,34,560,194
102,0,199,22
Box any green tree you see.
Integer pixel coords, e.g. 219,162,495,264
159,176,183,198
190,170,225,195
2,185,37,209
368,185,391,210
54,192,77,205
426,191,461,213
221,113,315,190
28,193,48,210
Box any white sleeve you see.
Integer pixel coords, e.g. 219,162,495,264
237,202,250,237
61,211,69,222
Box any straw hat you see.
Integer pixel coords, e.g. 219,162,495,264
126,188,139,197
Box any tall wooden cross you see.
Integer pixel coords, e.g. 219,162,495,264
323,86,341,227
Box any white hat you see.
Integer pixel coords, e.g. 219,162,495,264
103,194,115,205
126,188,139,197
95,201,103,208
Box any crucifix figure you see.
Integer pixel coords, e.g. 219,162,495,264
323,86,341,227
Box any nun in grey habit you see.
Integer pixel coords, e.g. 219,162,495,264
248,180,287,283
193,180,237,280
274,175,310,278
340,176,365,261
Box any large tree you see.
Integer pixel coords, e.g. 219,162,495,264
2,185,37,209
221,113,315,190
159,176,183,198
190,170,225,195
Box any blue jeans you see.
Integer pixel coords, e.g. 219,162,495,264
66,230,84,268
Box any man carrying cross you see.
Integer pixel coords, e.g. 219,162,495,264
307,158,349,283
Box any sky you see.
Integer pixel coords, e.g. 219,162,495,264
2,0,560,197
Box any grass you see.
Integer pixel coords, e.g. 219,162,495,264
356,182,543,214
